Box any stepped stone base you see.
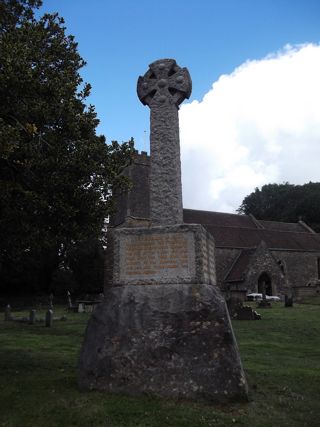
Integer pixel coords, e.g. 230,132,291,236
78,283,248,402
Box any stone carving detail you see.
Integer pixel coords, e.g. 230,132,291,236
137,59,192,107
79,60,248,403
137,59,192,225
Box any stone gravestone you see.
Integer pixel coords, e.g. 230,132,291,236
45,309,53,327
284,294,293,307
29,309,36,325
4,304,12,321
79,59,248,402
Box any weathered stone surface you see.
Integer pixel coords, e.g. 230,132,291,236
79,58,248,403
45,309,53,327
137,59,191,225
78,283,248,402
113,224,216,286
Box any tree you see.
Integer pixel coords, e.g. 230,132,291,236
238,182,320,232
0,0,133,293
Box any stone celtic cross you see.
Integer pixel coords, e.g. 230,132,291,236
137,59,192,225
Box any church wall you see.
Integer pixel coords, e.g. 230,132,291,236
109,152,320,301
271,250,320,289
215,247,320,297
244,245,284,296
293,285,320,299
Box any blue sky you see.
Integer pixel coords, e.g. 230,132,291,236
41,0,320,147
40,0,320,212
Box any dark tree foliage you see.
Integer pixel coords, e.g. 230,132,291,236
68,238,106,294
238,182,320,232
0,0,133,293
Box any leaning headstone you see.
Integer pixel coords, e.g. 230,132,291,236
45,309,53,327
79,59,248,402
29,310,36,325
4,304,12,321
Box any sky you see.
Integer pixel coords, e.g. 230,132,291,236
40,0,320,213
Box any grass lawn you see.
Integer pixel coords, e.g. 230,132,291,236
0,302,319,427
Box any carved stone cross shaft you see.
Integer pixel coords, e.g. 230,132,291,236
137,59,192,225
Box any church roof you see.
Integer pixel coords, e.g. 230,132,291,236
257,220,306,233
183,209,256,228
183,209,320,251
224,249,255,282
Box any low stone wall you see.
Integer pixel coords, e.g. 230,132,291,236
293,285,320,299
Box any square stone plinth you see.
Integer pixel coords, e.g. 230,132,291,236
112,224,216,286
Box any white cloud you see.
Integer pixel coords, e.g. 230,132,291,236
180,44,320,213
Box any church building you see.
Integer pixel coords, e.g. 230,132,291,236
111,150,320,300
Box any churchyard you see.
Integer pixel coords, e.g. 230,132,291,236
0,301,319,427
2,46,320,423
2,3,320,424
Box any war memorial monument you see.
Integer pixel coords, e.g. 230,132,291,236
79,59,248,402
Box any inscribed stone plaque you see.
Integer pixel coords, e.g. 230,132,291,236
119,232,195,284
112,224,217,286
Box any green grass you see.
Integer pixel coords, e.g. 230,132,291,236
0,303,319,427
